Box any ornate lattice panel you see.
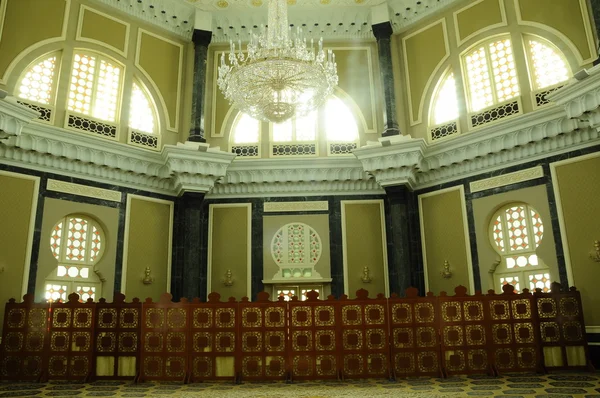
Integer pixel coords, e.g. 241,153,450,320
388,288,441,378
486,285,541,374
438,287,490,376
231,145,259,157
535,283,591,370
470,100,520,128
288,290,339,380
17,101,53,123
67,114,117,139
238,292,288,381
328,142,357,155
94,294,141,379
47,293,95,380
339,290,389,379
271,143,316,157
189,293,238,381
1,295,49,381
430,121,459,142
140,293,189,381
128,130,159,150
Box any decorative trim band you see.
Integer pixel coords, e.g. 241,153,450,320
586,326,600,333
264,201,329,213
469,166,544,193
47,179,122,202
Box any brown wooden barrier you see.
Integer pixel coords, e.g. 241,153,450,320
535,282,592,370
0,294,49,380
0,284,592,383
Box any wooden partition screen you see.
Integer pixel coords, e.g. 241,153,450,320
0,295,49,380
0,284,593,383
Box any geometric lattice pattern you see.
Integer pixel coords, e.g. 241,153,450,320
272,143,316,156
272,223,322,268
17,101,53,122
470,100,520,128
231,145,259,157
67,54,97,116
129,130,159,150
430,121,458,141
489,38,519,103
528,39,570,90
529,273,551,292
505,205,530,252
44,284,68,302
465,46,493,112
66,217,89,262
329,142,357,155
51,216,103,265
500,276,520,293
67,114,118,138
18,55,58,105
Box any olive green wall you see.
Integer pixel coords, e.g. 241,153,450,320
419,188,472,294
455,0,505,43
552,154,600,327
342,201,387,298
209,205,250,300
123,196,173,301
79,6,128,54
35,197,119,302
472,184,559,293
263,214,331,282
0,173,38,336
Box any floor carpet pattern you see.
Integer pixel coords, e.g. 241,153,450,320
0,372,599,397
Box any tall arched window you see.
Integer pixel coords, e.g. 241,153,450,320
463,37,521,128
489,203,551,293
525,37,571,106
16,53,60,123
128,80,160,150
429,69,459,142
230,112,261,158
45,215,105,302
65,52,123,140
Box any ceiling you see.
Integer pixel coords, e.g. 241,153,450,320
96,0,459,41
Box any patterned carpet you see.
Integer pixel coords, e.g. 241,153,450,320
1,372,599,397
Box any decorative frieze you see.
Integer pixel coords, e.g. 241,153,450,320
264,201,329,213
469,166,544,193
47,179,122,202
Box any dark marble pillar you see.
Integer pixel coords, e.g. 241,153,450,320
384,186,423,296
171,192,206,300
590,0,600,64
372,22,401,137
188,29,212,142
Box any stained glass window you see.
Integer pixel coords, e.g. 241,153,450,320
277,289,296,301
275,286,323,302
500,276,520,293
528,272,551,292
129,81,156,134
464,37,519,112
76,286,96,302
527,38,570,90
67,53,121,122
45,284,68,303
18,54,58,105
431,71,459,125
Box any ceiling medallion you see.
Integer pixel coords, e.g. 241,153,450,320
216,0,338,123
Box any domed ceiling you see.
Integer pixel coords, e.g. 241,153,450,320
96,0,459,41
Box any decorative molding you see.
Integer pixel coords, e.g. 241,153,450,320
586,326,600,333
47,179,122,202
76,5,130,57
469,166,544,193
453,0,508,47
264,201,329,213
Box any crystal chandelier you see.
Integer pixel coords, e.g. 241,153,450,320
217,0,338,123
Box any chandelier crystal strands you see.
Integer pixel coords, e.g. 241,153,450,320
217,0,338,124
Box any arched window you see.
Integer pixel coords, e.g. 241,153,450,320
16,53,60,123
525,37,571,106
230,112,261,158
128,80,160,150
66,52,123,139
45,215,105,302
324,96,359,155
463,37,521,127
429,69,459,141
489,203,551,293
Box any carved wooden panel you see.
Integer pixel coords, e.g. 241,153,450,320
94,293,141,379
0,295,49,380
189,293,238,381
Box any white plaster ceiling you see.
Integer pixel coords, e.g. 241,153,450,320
95,0,460,41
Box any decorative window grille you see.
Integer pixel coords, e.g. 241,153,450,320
464,37,521,127
45,215,105,302
128,80,160,150
490,203,551,293
525,37,570,107
66,52,122,139
274,285,323,302
271,223,323,280
16,54,59,123
429,70,460,141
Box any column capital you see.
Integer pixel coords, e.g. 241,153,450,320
372,21,394,41
192,29,213,47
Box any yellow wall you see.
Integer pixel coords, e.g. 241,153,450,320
472,185,559,293
552,155,600,327
0,173,38,335
78,5,128,55
419,188,471,294
455,0,505,43
123,196,173,301
35,197,119,301
342,201,387,297
209,204,250,300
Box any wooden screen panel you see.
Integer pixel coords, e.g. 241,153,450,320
140,293,189,381
288,291,339,380
486,285,541,374
535,283,592,370
338,289,389,379
94,293,141,379
0,295,49,381
47,293,95,380
388,288,441,378
238,292,288,381
189,293,238,382
438,287,491,376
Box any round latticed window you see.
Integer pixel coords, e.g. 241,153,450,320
271,223,322,279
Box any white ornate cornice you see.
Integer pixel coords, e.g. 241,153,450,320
0,97,39,138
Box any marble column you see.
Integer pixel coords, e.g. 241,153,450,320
171,192,206,300
373,22,401,137
590,0,600,64
384,186,424,296
188,29,212,142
